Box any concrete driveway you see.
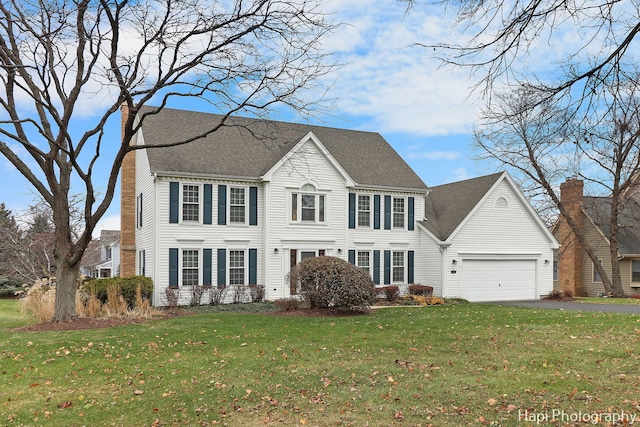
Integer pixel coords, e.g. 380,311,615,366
486,300,640,314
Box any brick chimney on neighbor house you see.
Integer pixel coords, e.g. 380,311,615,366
119,103,136,277
557,178,584,296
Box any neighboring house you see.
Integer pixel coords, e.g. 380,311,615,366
120,105,558,306
553,178,640,296
80,230,121,278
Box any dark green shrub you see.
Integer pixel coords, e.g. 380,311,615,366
288,256,375,312
82,276,153,308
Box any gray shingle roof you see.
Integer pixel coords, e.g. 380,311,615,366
137,106,427,191
420,172,504,240
583,196,640,255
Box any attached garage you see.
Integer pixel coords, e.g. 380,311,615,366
460,259,537,302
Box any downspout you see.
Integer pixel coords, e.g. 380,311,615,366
153,172,159,306
439,242,451,298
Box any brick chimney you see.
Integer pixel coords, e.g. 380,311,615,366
120,104,136,277
557,178,584,296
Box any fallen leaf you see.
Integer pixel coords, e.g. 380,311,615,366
394,411,404,419
57,401,72,409
487,397,498,406
134,390,144,395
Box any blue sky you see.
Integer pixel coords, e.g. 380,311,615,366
0,1,496,236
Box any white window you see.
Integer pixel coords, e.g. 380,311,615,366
392,251,404,282
357,251,370,275
182,184,199,222
358,195,371,227
392,197,405,228
291,184,325,223
229,250,245,285
182,249,199,286
229,187,246,224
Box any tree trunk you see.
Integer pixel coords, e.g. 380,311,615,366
52,260,79,322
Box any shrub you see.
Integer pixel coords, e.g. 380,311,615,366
378,285,400,302
209,286,228,305
274,298,302,311
249,284,265,302
411,295,445,306
232,284,248,303
408,284,433,297
189,285,207,306
288,256,375,311
82,276,153,308
165,287,180,309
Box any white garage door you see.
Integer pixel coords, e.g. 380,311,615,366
460,259,536,302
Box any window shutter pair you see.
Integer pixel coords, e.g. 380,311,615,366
170,248,257,288
170,182,257,225
381,250,414,285
218,185,258,225
348,193,382,229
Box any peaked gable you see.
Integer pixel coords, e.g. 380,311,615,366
420,173,503,240
421,172,558,247
137,106,427,191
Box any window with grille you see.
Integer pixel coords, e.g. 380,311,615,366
358,195,370,227
182,250,199,286
392,251,404,282
229,187,246,223
182,185,199,221
357,251,370,275
229,250,245,285
392,197,404,228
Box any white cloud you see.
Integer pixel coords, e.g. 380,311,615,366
319,1,480,136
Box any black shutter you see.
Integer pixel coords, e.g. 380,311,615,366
408,197,415,231
218,185,227,225
203,249,212,286
249,249,257,284
384,250,391,284
348,193,356,229
408,250,415,284
169,182,179,223
384,195,391,230
373,195,381,229
249,186,258,226
169,248,178,287
204,184,213,225
217,249,226,288
348,249,356,265
373,250,380,284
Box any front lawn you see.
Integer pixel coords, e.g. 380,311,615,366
1,301,639,426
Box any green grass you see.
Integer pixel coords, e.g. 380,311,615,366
1,301,640,426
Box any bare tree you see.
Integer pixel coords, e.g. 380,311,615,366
474,75,640,297
408,0,640,101
0,0,334,321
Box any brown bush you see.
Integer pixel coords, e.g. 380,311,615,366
288,256,375,311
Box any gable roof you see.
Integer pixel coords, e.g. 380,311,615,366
420,172,504,240
583,196,640,255
137,106,427,191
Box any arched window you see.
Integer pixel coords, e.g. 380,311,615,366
291,184,325,223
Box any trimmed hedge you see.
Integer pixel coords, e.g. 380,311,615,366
82,276,153,308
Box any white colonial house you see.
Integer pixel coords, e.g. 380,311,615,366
120,106,559,306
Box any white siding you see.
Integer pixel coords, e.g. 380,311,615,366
265,139,348,299
153,178,264,306
444,180,555,300
134,142,157,300
417,229,444,296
